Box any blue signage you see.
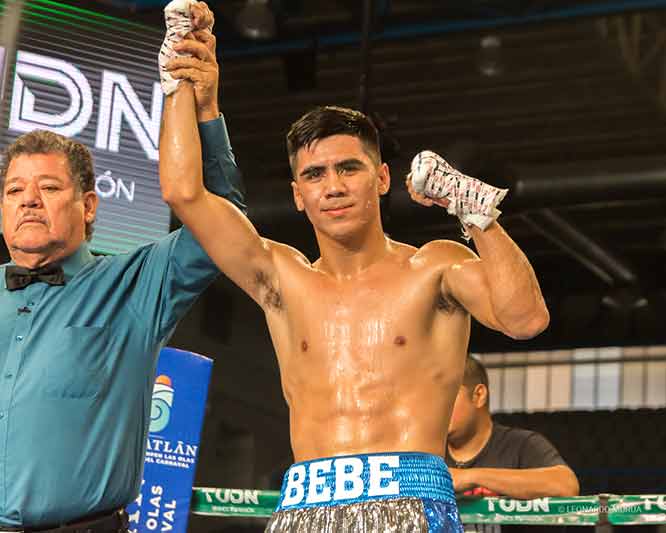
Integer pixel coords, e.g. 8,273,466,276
126,347,213,533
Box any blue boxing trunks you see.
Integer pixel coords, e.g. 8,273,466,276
265,452,463,532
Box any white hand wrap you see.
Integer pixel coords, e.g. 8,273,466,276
159,0,211,95
410,150,508,235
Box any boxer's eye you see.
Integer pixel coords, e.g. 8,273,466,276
336,161,363,176
301,167,325,181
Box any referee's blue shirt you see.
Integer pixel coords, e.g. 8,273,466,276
0,116,244,526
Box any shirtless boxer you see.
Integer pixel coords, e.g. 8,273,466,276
159,27,549,531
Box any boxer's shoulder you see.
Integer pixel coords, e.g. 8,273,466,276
267,239,311,267
412,239,477,269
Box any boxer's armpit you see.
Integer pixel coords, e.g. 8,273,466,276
436,292,464,314
255,270,283,311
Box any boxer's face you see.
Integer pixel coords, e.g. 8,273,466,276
2,153,97,263
291,134,390,241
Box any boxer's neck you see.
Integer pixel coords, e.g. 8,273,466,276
314,223,390,279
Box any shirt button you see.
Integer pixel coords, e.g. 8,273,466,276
0,413,4,420
16,335,23,342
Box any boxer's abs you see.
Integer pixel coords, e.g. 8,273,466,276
266,259,471,462
278,340,466,462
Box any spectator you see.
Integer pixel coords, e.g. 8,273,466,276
446,355,579,499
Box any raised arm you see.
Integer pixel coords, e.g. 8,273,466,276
185,16,246,212
159,39,277,306
199,116,246,213
446,223,549,339
407,152,549,339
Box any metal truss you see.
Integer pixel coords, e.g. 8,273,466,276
598,10,666,112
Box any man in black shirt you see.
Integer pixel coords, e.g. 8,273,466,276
445,355,579,499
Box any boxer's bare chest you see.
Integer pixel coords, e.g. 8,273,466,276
265,255,463,373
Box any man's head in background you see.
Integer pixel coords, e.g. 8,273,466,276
448,355,491,446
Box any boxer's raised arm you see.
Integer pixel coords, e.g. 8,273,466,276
407,151,549,339
159,82,278,307
444,224,549,339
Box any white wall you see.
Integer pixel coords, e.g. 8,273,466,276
478,345,666,412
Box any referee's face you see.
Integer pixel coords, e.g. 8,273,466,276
2,153,97,265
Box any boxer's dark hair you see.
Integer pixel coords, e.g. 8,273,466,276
462,354,490,408
286,106,381,173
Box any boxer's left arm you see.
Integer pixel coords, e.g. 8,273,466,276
449,222,549,339
410,186,547,338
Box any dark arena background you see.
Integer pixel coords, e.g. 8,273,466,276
1,0,665,531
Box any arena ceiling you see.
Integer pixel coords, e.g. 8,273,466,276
29,0,666,349
196,0,666,350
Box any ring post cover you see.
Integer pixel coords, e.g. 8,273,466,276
126,347,213,533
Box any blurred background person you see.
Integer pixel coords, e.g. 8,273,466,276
446,355,579,499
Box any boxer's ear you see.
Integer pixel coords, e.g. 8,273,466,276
292,181,305,212
377,163,391,196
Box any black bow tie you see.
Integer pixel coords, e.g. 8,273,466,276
5,264,66,291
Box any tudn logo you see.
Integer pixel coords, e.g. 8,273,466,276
150,375,174,433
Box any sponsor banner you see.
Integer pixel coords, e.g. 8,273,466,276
127,348,213,533
457,496,600,525
192,488,280,518
608,495,666,525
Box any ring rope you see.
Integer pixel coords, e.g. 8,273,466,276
191,489,666,526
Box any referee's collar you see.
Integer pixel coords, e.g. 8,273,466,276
1,243,94,289
60,242,95,281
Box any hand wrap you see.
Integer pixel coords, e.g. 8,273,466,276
158,0,212,95
410,150,508,237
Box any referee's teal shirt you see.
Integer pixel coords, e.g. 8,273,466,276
0,116,244,526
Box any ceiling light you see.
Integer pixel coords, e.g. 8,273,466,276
236,0,276,40
478,35,503,77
